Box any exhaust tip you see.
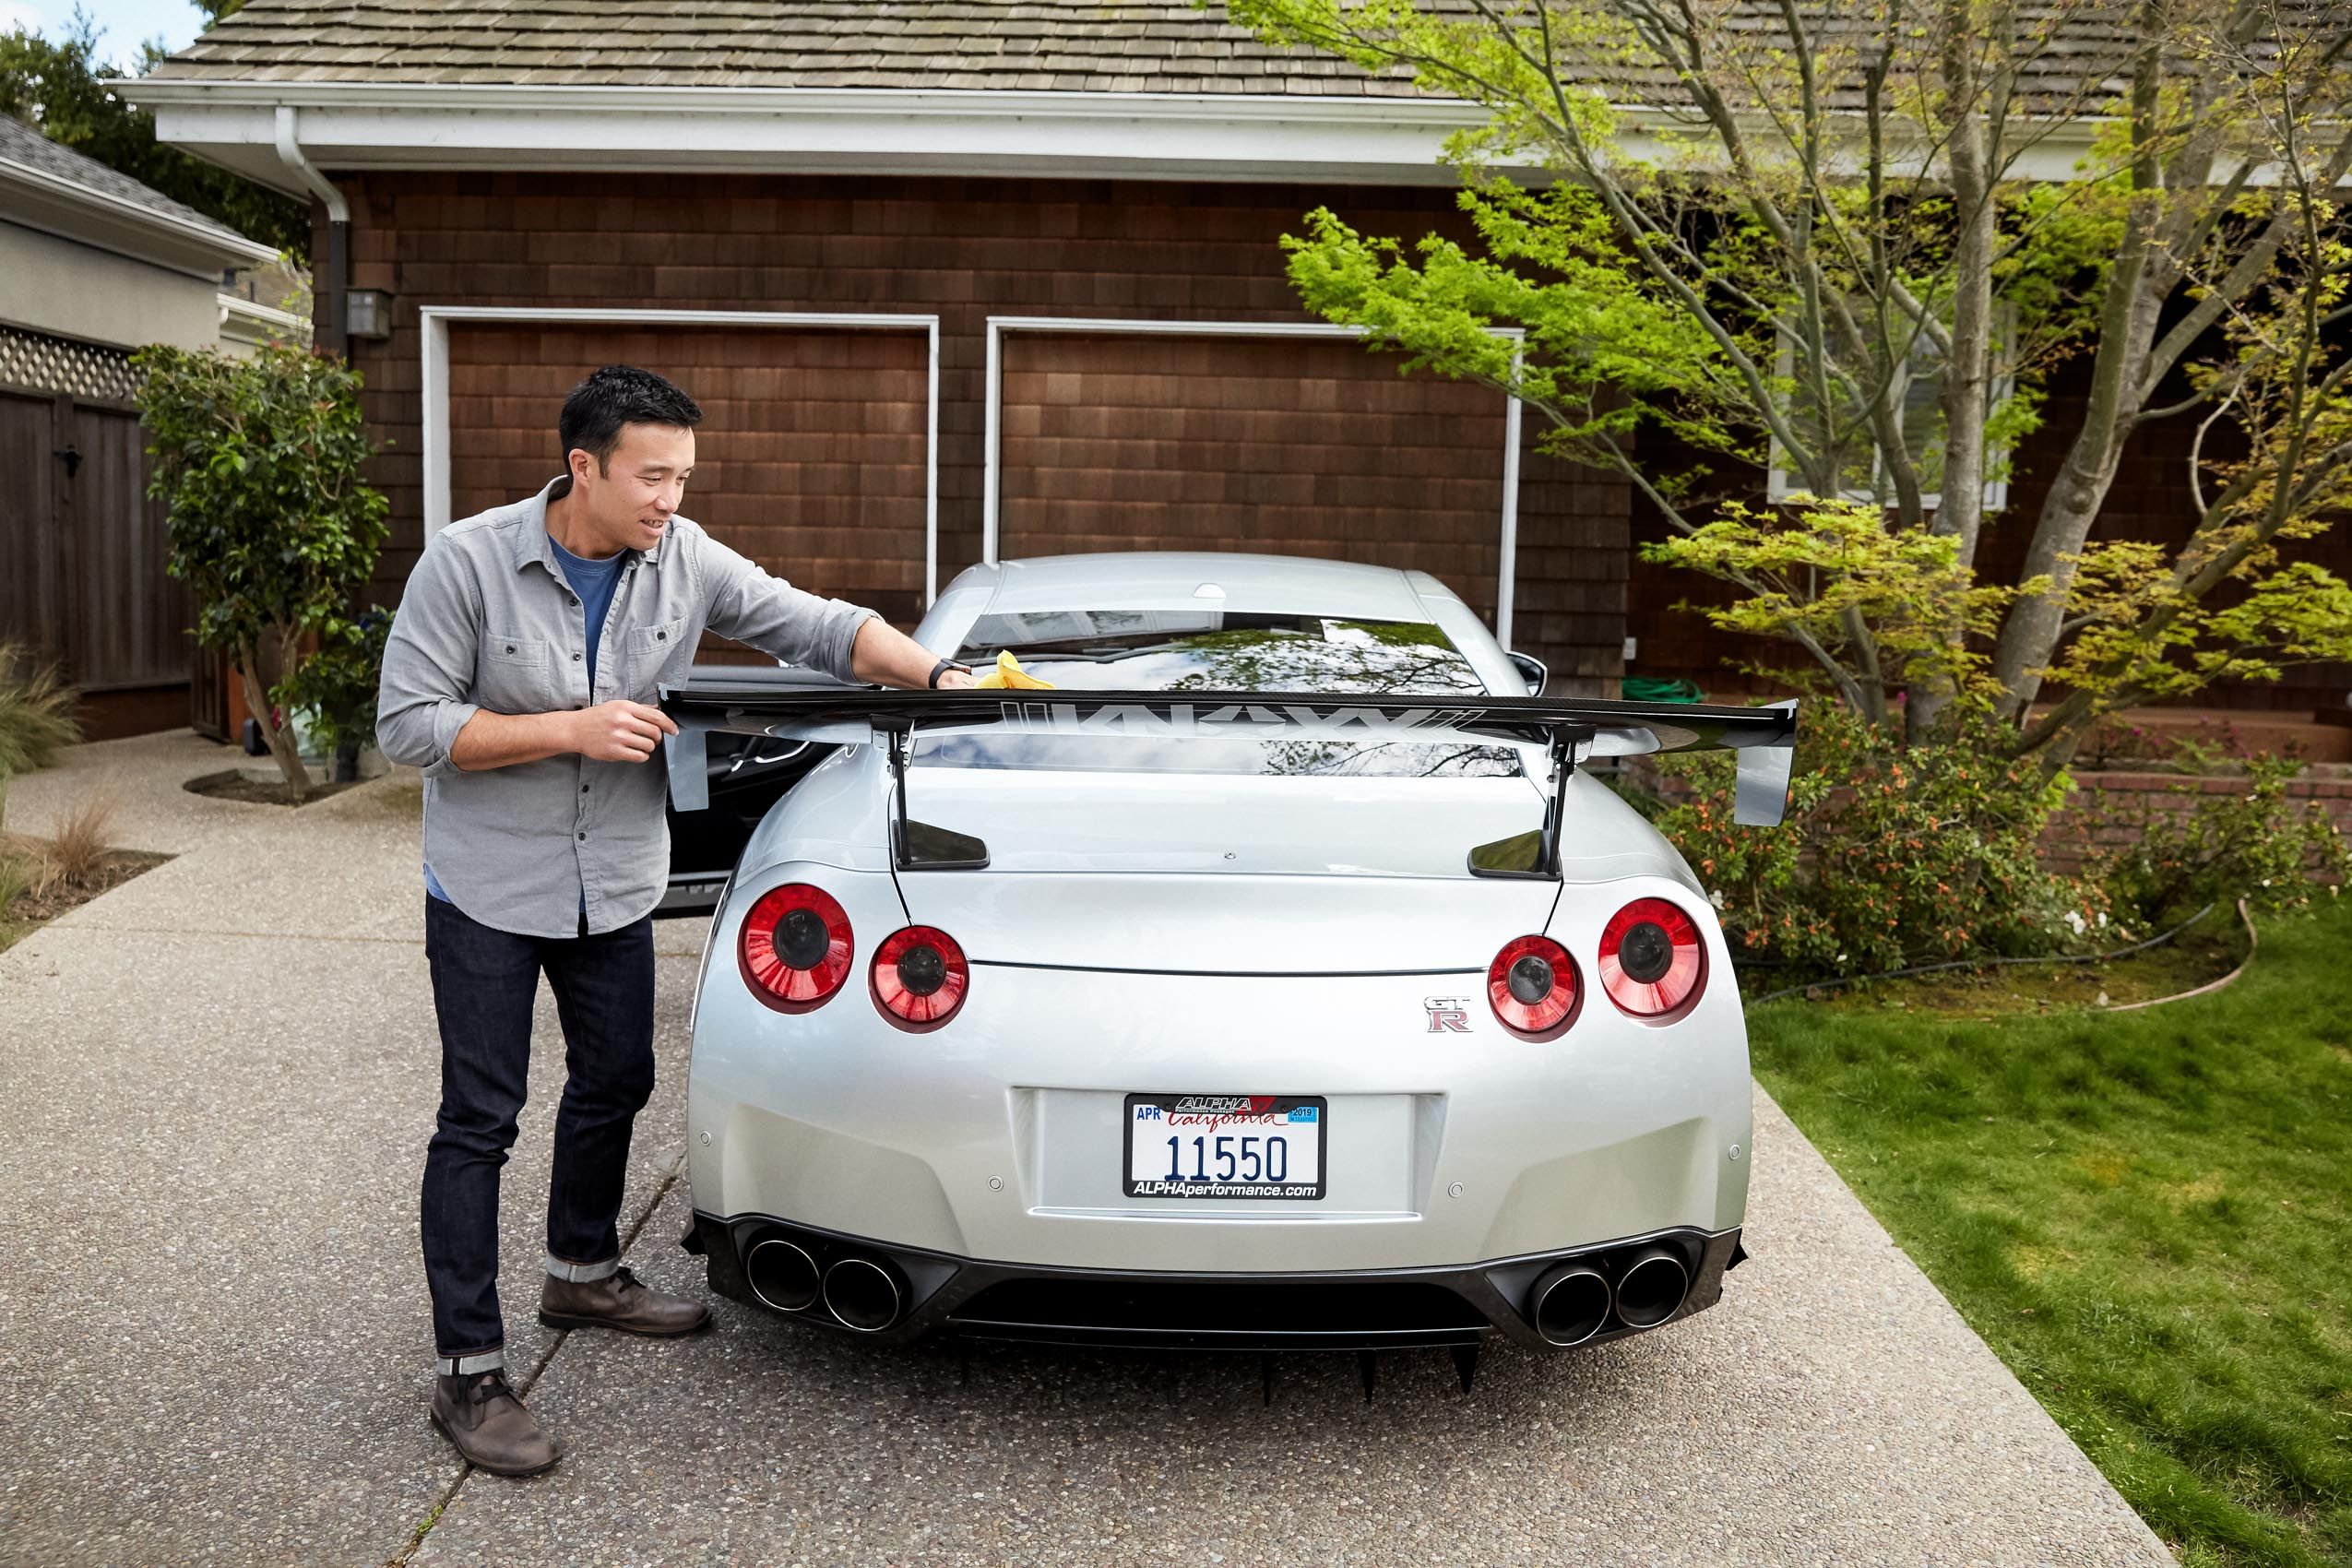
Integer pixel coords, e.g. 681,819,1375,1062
745,1237,822,1313
1527,1262,1611,1347
823,1256,904,1333
1613,1247,1690,1328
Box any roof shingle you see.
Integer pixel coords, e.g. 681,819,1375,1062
138,0,2151,113
144,0,1431,94
0,113,262,244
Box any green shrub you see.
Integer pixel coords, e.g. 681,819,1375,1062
134,343,388,802
279,605,395,759
0,644,80,835
2088,755,2350,928
1654,703,2095,978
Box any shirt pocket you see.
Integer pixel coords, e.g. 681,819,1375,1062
625,617,691,694
479,633,552,711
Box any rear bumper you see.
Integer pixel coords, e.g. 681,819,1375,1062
690,1209,1744,1353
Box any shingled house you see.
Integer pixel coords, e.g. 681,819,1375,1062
127,2,2351,719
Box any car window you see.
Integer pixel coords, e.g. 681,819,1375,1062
921,612,1522,778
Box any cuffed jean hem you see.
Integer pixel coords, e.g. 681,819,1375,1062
434,1348,505,1376
545,1252,620,1284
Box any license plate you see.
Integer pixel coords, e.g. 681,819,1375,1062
1123,1095,1326,1200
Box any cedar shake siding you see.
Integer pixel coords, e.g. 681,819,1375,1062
999,333,1514,622
343,172,1631,689
447,322,932,656
340,169,2339,712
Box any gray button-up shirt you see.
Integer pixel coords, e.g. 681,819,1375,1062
377,475,876,938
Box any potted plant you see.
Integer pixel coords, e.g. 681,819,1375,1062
280,607,396,782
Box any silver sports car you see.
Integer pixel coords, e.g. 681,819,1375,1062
663,552,1794,1374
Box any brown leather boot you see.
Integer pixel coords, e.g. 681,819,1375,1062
539,1264,711,1337
429,1370,559,1477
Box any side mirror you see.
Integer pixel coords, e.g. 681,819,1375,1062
1507,650,1548,696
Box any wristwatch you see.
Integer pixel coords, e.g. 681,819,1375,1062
927,657,971,689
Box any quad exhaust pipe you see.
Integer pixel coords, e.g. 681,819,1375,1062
1610,1246,1691,1328
744,1236,907,1332
822,1256,904,1333
1524,1245,1692,1341
744,1237,820,1313
1527,1261,1611,1347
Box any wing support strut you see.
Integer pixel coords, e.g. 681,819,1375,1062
1467,723,1593,881
882,721,989,872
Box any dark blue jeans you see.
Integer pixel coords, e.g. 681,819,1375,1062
421,896,656,1360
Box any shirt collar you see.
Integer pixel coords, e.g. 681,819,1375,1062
519,472,666,575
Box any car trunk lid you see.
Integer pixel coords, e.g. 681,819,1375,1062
894,771,1556,974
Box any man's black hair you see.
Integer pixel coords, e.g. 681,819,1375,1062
559,365,703,473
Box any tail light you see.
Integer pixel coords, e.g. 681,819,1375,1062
872,925,969,1031
739,884,853,1013
1488,933,1579,1039
1598,897,1706,1018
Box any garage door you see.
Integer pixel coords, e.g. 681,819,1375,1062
445,324,930,657
995,330,1511,624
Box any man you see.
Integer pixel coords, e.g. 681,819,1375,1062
377,365,974,1476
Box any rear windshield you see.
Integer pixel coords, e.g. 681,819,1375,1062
921,611,1521,778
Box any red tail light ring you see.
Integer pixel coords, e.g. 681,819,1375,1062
872,925,969,1032
1487,934,1580,1039
739,884,853,1013
1598,897,1707,1018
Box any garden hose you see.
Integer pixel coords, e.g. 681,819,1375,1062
1620,676,1707,704
1745,900,2221,1005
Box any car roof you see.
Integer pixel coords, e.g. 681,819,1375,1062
966,552,1455,620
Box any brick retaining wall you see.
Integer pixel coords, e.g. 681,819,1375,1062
1616,759,2352,876
2041,768,2352,874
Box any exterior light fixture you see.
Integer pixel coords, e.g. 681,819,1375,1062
345,288,396,341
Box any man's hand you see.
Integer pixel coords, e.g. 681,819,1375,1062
449,702,680,771
569,700,681,762
934,666,981,690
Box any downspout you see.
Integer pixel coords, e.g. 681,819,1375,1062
274,104,349,360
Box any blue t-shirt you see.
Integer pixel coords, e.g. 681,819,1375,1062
425,538,628,907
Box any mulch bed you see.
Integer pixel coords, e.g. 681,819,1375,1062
183,769,366,807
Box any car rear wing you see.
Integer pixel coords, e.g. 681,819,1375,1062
659,682,1799,876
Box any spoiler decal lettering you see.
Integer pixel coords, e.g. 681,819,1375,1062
991,699,1480,739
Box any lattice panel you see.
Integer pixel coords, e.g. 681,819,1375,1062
0,326,137,402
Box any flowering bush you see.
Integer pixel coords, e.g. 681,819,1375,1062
2086,755,2350,927
1650,704,2095,978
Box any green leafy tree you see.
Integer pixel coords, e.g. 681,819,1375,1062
0,9,305,257
135,345,389,801
1224,0,2352,764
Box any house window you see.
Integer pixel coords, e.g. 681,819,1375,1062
1766,304,2013,513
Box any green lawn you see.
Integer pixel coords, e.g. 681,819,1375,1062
1750,897,2352,1567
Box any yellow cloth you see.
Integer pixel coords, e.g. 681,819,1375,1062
971,650,1055,690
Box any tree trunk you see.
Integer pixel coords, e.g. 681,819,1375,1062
239,639,311,802
1988,178,2170,717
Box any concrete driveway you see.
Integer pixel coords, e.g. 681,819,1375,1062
0,734,2171,1567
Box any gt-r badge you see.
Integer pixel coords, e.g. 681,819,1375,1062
1424,997,1474,1033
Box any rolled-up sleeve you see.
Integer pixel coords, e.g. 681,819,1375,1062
697,534,878,683
376,538,483,780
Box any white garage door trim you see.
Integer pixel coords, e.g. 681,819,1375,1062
420,306,944,601
982,315,1527,647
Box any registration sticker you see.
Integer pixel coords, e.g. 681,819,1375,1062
1123,1094,1327,1200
